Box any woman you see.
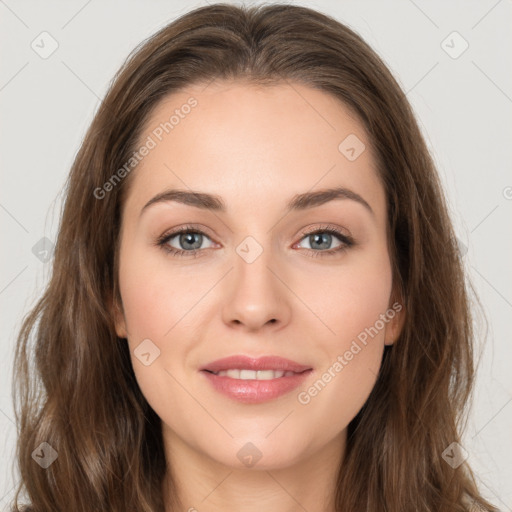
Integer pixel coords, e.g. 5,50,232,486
11,3,499,511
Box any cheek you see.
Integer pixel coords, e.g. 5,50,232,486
299,248,393,344
117,247,209,395
118,244,201,340
293,249,393,414
117,251,198,416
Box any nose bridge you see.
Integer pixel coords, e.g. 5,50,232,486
222,231,290,330
233,232,278,294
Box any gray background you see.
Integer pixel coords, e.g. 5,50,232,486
1,0,511,509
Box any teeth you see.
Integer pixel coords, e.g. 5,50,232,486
214,369,296,380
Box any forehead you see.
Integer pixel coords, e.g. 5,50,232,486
122,80,385,223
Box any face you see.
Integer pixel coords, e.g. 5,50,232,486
113,80,404,471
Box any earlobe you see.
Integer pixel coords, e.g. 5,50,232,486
108,289,128,339
114,303,128,339
384,301,406,346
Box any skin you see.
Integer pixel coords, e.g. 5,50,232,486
113,80,405,512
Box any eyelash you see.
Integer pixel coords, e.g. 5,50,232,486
155,223,355,259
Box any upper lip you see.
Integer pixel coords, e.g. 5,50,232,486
201,355,312,373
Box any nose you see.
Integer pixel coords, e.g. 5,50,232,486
221,244,292,332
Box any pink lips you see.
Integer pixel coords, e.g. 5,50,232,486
200,355,313,404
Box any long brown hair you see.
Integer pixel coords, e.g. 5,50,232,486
11,3,498,511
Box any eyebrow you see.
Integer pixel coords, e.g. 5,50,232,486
139,186,374,218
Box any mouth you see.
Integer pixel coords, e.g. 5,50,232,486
199,355,313,403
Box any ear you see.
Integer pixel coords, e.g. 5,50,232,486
384,294,406,346
108,288,128,339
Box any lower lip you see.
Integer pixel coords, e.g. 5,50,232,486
201,370,313,404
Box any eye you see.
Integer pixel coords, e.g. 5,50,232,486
294,224,354,257
156,223,354,258
156,225,215,258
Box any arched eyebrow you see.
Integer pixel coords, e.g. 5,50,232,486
139,186,374,218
